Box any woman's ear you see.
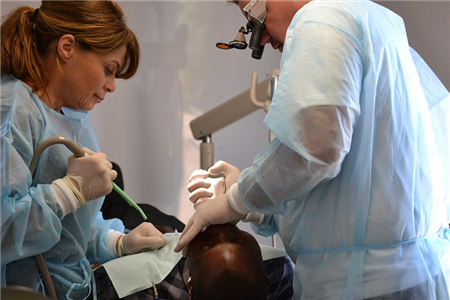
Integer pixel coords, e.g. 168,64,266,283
57,34,77,60
188,276,195,300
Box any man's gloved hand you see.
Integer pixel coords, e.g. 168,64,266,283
64,148,117,202
187,160,240,209
117,222,167,256
187,169,222,209
208,160,240,190
174,193,244,256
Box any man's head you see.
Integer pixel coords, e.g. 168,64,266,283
234,0,311,53
186,224,268,300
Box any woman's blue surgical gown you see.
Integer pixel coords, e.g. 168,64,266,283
1,75,124,299
237,1,450,299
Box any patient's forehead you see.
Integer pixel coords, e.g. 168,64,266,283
188,224,260,256
186,224,262,265
186,224,267,295
188,237,265,287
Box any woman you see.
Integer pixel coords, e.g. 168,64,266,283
1,1,167,299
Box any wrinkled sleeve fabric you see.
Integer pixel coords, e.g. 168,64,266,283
1,78,64,267
86,213,124,263
237,1,450,298
1,77,125,294
238,18,362,215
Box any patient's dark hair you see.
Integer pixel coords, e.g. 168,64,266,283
193,268,266,300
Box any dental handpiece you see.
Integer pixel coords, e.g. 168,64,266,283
31,136,147,220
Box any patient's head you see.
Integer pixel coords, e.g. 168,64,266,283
186,224,268,300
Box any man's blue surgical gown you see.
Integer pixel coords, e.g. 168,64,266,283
237,1,450,299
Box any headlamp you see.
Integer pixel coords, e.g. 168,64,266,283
216,0,267,60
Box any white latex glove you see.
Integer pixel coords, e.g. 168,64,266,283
173,193,244,256
208,160,240,191
117,222,167,256
64,148,117,202
187,161,240,209
187,169,222,209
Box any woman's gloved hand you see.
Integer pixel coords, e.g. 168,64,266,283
187,160,240,209
174,193,244,256
64,148,117,202
116,222,167,256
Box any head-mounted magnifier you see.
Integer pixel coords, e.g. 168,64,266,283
216,0,267,60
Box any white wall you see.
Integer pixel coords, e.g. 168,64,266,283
1,0,281,246
376,1,450,90
88,1,450,249
2,1,449,247
103,0,449,227
89,1,282,246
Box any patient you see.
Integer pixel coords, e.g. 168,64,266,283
94,224,294,300
186,224,269,300
94,163,294,300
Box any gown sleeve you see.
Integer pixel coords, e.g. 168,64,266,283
238,20,362,215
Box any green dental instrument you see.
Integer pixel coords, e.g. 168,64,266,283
31,136,147,220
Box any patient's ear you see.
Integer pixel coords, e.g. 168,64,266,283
188,276,195,300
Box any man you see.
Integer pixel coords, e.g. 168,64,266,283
94,168,294,300
187,224,270,300
94,224,294,299
176,1,450,299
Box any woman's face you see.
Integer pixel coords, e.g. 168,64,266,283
52,37,127,112
63,46,126,111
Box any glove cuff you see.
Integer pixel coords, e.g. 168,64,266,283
62,176,86,206
108,230,124,257
51,178,80,216
117,234,135,257
116,234,128,257
227,183,251,215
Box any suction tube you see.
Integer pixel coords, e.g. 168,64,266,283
30,136,147,220
29,136,147,299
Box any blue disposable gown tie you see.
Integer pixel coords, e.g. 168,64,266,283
1,75,124,299
237,1,450,299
